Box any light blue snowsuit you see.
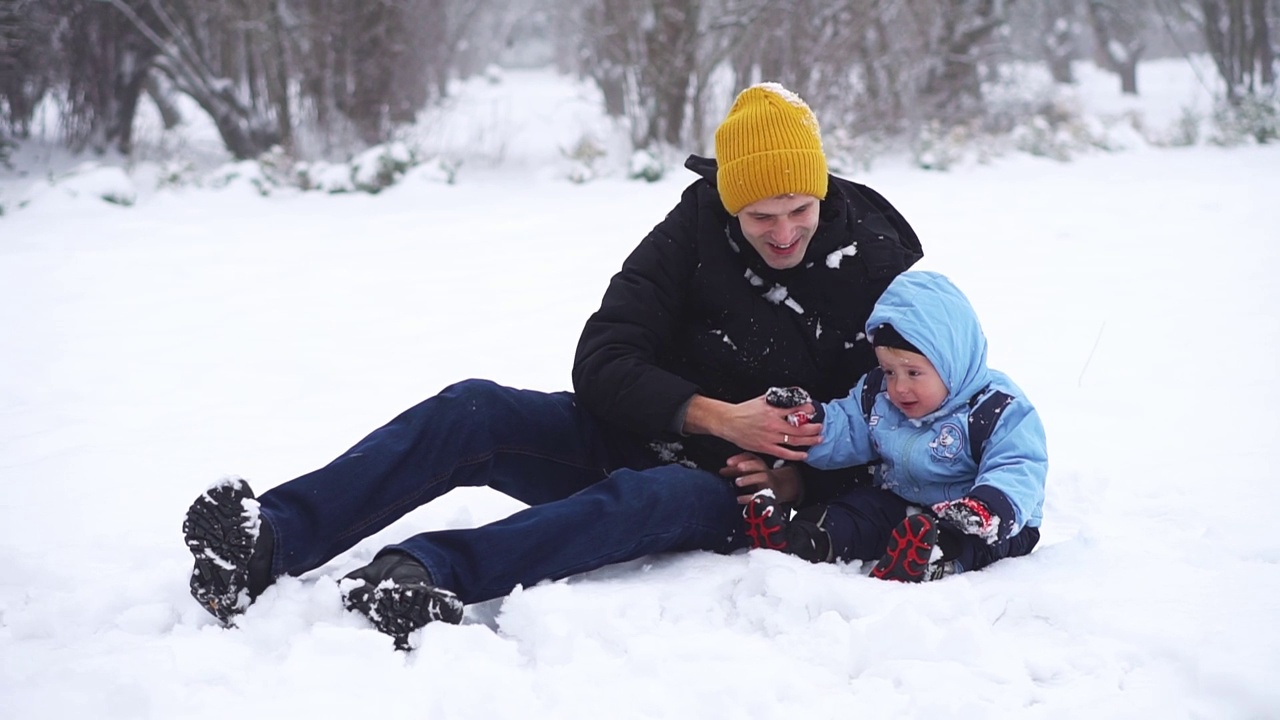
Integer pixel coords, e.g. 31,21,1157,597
806,271,1047,540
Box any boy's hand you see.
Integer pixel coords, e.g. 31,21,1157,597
932,497,1000,545
765,386,825,427
720,453,802,504
765,386,811,408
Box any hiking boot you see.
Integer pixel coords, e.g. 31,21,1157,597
743,491,790,551
183,477,275,624
341,552,464,650
871,513,953,582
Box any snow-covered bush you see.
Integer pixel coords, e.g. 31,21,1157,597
563,135,606,184
1166,107,1203,148
911,121,971,171
208,159,274,196
88,166,138,206
351,141,415,193
25,164,138,207
405,156,461,185
204,141,428,196
206,145,304,196
1210,95,1280,146
155,159,199,190
295,161,356,194
1010,99,1113,160
1013,116,1072,160
627,149,663,182
825,128,891,174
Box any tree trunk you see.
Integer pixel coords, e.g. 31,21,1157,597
1088,1,1145,95
1042,0,1079,84
1248,0,1273,88
144,71,182,129
104,0,279,159
1198,0,1275,102
922,0,1011,124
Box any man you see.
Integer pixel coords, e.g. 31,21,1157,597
183,83,923,648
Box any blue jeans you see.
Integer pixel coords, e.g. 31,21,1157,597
257,379,745,604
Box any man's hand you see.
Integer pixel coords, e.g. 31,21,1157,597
683,393,823,461
719,453,803,504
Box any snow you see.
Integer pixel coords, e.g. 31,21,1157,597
3,61,1280,719
17,163,137,209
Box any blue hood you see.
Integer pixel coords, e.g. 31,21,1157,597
867,271,992,417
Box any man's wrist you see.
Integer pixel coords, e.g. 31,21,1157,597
681,394,725,436
669,396,695,435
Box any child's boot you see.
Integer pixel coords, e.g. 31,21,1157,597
871,513,956,582
743,490,790,551
743,492,833,563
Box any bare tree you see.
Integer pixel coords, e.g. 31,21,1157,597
845,5,910,132
101,0,283,159
915,0,1019,125
730,1,1034,145
1088,1,1146,94
1196,0,1275,101
1,0,57,139
574,0,678,145
2,0,502,161
54,1,160,155
1038,0,1083,84
570,0,767,152
728,1,891,126
292,0,490,153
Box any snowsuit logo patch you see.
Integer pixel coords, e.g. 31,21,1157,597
929,422,964,464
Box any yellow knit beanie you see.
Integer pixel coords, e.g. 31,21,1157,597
714,83,828,215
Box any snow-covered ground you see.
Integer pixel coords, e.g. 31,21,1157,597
2,60,1279,719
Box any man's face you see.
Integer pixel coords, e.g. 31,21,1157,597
735,194,820,270
874,346,949,419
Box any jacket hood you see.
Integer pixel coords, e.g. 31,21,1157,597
867,271,991,415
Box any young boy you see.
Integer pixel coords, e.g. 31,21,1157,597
744,271,1047,581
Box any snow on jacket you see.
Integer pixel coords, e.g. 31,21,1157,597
572,155,923,503
805,271,1047,535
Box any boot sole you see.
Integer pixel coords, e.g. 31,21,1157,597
743,493,789,550
344,581,464,650
183,478,260,624
871,514,938,582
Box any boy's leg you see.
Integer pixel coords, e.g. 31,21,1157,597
943,524,1041,573
818,485,914,562
741,492,832,563
872,515,1042,582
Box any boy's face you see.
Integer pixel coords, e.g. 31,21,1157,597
874,346,949,419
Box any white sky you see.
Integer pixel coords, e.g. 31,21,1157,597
2,60,1279,719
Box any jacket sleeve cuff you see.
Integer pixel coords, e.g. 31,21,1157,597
669,395,695,435
968,485,1018,542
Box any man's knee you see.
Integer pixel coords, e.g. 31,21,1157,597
438,378,508,407
604,465,737,533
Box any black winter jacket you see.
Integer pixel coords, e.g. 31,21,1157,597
572,155,923,503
